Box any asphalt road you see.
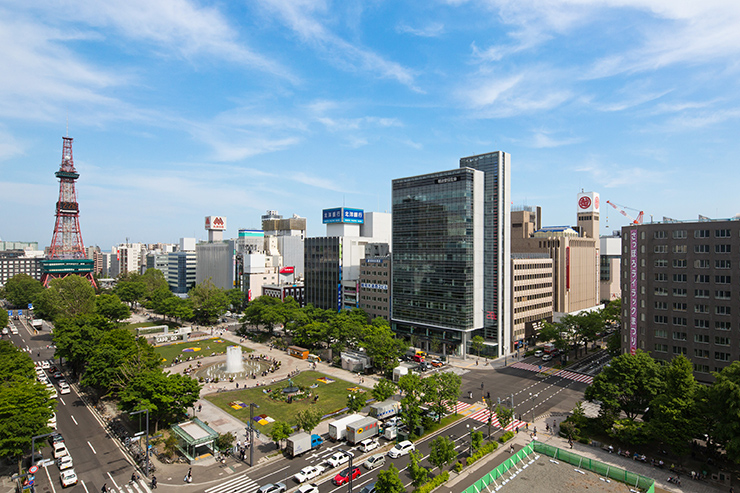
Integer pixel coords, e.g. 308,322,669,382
5,314,604,493
6,317,149,493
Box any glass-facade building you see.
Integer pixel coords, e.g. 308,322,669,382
391,152,511,358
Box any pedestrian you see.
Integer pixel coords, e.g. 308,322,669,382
102,483,108,493
516,427,519,434
198,403,202,412
509,444,515,453
151,476,157,489
569,439,573,449
526,422,529,431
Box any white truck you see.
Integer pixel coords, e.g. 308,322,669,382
286,432,323,458
346,417,380,445
368,399,401,420
328,414,364,441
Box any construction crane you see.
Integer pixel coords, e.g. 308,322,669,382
606,200,644,225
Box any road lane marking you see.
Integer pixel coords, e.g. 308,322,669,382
71,415,78,425
59,398,66,406
255,465,289,481
81,480,90,493
108,471,120,489
88,441,97,454
44,459,58,493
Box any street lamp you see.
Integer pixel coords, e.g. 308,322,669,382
503,345,508,366
249,403,259,467
338,449,354,493
129,409,150,478
466,424,472,457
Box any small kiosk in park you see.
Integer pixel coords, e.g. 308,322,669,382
287,346,309,359
171,417,219,463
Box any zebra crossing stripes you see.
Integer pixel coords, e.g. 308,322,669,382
510,362,594,385
115,479,151,493
467,408,525,431
444,401,472,414
204,474,260,493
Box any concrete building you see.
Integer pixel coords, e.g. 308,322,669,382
511,193,600,318
0,250,44,286
511,253,554,349
305,208,392,312
391,151,511,358
359,243,391,322
196,240,236,291
621,218,740,382
86,246,103,275
111,242,145,276
1,241,39,251
261,210,307,278
262,283,305,306
600,231,622,303
167,251,197,294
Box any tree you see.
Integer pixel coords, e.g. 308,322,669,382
226,288,246,312
361,319,408,375
371,378,398,403
426,371,461,421
215,432,235,452
241,296,285,332
398,373,424,436
471,430,484,452
140,269,169,300
35,275,97,321
95,293,131,323
471,335,484,358
428,435,457,470
647,355,698,457
572,311,603,354
189,279,229,325
269,421,293,450
703,361,740,463
114,273,147,308
2,273,44,308
347,392,365,413
375,464,405,493
0,310,7,331
0,342,56,473
585,350,663,420
53,314,113,375
117,369,200,431
495,404,514,432
295,408,322,434
408,449,429,487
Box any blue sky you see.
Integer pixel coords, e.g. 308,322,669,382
2,0,740,249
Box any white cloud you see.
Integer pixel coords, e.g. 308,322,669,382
257,0,419,90
529,131,583,148
396,22,446,37
576,161,668,188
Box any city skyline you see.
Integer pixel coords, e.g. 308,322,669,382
2,1,740,249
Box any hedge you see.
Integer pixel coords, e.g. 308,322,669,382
466,441,498,466
415,471,449,493
498,431,515,443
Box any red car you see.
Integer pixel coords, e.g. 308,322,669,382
333,467,361,486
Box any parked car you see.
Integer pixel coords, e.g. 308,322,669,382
358,438,379,453
326,451,352,468
359,482,377,493
388,440,415,458
256,483,286,493
296,484,319,493
534,350,543,357
57,455,73,471
363,453,386,470
542,354,552,362
60,469,77,488
333,467,361,486
293,465,325,483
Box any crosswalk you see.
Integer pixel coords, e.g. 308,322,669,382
509,362,594,385
443,401,526,430
109,479,151,493
204,473,260,493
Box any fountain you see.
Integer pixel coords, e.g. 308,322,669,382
195,346,269,381
226,346,244,373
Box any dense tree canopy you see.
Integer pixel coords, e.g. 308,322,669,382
96,293,131,323
34,275,97,321
189,279,229,325
1,274,44,309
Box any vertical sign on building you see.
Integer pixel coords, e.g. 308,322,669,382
565,247,571,290
629,228,638,355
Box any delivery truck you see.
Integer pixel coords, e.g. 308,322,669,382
286,432,323,457
328,414,364,441
346,417,380,445
368,399,400,420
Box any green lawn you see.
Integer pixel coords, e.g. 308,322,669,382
204,371,369,435
154,338,253,365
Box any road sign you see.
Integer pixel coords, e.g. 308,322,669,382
8,311,12,317
28,465,38,474
18,310,23,316
28,303,33,309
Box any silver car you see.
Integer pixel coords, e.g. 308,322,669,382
363,453,385,470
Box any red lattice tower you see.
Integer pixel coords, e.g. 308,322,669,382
49,137,86,258
42,136,95,287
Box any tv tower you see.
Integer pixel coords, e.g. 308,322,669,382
41,136,96,287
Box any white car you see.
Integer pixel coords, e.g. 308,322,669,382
53,443,69,459
60,469,78,488
388,440,415,458
10,326,18,335
41,360,51,369
542,354,553,362
57,455,73,471
384,417,401,428
48,387,58,399
59,382,71,395
48,413,58,430
296,484,319,493
358,438,379,453
534,350,543,357
326,451,353,468
294,465,325,483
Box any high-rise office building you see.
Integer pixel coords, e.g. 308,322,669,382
391,151,511,358
621,218,740,383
